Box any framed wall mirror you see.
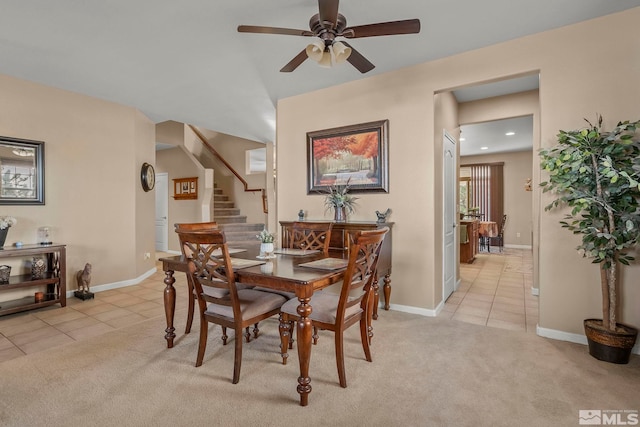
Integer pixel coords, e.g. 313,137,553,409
0,136,45,205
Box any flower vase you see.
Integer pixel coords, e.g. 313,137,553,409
260,242,274,258
0,228,8,249
334,207,347,222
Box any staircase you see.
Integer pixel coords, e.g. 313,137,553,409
213,186,263,250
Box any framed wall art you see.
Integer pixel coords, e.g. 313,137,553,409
307,119,388,194
173,177,198,200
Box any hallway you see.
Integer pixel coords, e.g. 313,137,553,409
441,248,537,332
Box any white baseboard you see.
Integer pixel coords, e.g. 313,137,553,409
537,325,640,355
504,244,533,250
65,266,158,298
381,302,440,317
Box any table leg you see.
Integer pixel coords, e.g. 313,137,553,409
163,269,176,348
383,273,391,311
296,296,313,406
372,277,380,320
367,287,375,345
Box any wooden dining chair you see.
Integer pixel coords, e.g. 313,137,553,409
177,229,287,384
262,221,335,346
278,227,389,388
174,222,218,334
256,222,334,303
494,214,507,252
289,221,333,254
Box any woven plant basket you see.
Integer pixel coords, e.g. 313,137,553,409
584,319,638,364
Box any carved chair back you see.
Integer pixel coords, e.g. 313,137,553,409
289,221,333,254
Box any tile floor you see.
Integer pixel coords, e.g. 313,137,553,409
0,254,189,364
440,247,538,332
0,248,537,364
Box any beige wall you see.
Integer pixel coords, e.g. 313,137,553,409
277,8,640,337
197,128,268,226
156,145,209,252
155,123,268,252
461,151,534,248
0,74,156,296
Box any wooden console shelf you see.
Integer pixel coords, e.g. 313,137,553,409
0,244,66,316
460,220,479,264
280,220,393,319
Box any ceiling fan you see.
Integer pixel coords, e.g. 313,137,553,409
237,0,420,73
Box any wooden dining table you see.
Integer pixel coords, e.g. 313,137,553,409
478,221,498,252
159,249,348,406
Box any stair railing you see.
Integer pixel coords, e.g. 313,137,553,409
189,124,267,214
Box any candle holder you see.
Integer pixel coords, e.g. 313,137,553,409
31,257,46,279
0,265,10,282
34,292,44,303
37,226,53,245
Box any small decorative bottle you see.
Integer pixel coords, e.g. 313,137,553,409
298,209,305,221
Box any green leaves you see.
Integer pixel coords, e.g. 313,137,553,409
539,115,640,269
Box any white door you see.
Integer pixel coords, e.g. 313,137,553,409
155,173,169,252
443,131,457,301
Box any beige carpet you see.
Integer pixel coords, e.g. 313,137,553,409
0,308,637,427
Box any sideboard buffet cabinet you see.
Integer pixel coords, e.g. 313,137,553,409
280,221,393,319
0,243,66,316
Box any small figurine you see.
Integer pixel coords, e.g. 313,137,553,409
298,209,305,221
74,263,95,300
76,263,92,293
375,208,391,223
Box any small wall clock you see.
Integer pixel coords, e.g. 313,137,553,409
141,162,155,192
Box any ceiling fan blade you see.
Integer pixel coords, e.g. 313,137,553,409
238,25,313,37
280,49,309,73
341,42,375,74
318,0,339,29
343,19,421,38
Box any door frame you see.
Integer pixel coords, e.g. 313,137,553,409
155,172,169,252
443,130,458,302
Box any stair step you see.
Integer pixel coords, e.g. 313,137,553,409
215,208,241,216
223,231,263,242
214,201,235,209
225,240,261,251
218,223,264,232
214,215,247,224
214,194,229,201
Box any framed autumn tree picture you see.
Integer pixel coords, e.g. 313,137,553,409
307,119,389,193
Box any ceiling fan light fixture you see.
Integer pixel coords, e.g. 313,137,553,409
317,50,333,68
305,38,325,62
332,41,351,64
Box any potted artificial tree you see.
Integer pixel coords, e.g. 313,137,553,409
540,116,640,364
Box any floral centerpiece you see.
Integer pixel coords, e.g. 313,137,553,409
324,178,358,222
256,229,275,258
0,216,16,248
0,216,16,230
256,229,274,243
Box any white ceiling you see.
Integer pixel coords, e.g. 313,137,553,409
454,75,538,156
1,1,639,144
459,115,534,157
